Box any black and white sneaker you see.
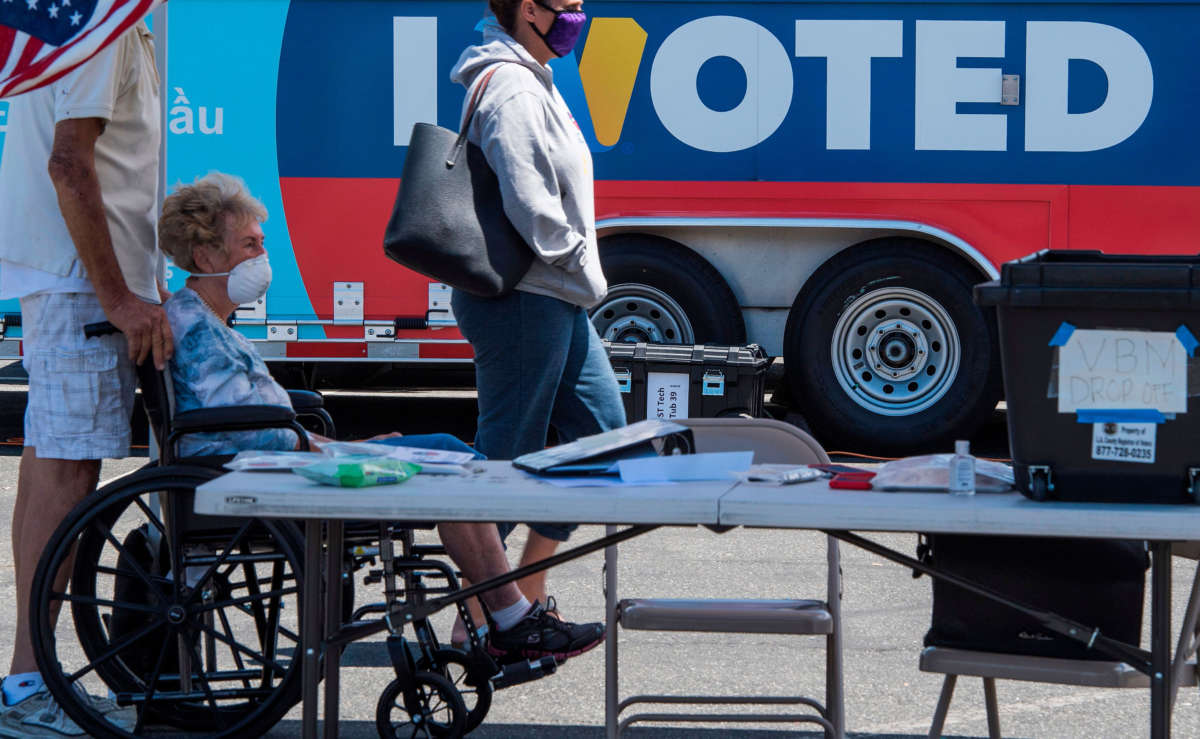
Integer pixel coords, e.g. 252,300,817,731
486,600,604,664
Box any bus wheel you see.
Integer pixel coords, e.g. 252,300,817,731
783,238,1002,455
594,235,745,345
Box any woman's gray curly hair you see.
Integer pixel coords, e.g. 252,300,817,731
158,172,267,272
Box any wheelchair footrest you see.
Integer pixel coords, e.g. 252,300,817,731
492,656,557,689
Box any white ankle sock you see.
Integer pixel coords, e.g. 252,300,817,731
3,672,43,705
492,596,533,632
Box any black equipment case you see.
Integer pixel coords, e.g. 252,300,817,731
975,251,1200,503
603,342,769,422
922,534,1148,661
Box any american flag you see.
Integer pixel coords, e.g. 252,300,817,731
0,0,162,98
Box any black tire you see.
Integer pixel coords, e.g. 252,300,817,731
783,238,1002,454
1029,471,1051,502
376,672,467,738
32,465,305,738
105,523,177,692
595,234,745,345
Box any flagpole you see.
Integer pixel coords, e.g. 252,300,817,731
150,0,167,466
153,1,167,216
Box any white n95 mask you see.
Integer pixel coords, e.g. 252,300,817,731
196,254,272,305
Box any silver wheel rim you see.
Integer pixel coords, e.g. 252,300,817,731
590,284,695,344
830,287,961,416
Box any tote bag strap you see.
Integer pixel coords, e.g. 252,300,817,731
447,64,504,167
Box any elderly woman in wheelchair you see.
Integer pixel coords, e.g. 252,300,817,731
27,173,603,738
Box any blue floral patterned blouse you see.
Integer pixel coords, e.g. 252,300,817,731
165,287,298,456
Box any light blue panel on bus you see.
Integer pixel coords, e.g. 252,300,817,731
166,0,320,328
0,99,20,334
0,100,8,160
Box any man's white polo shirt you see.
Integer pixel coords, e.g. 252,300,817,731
0,24,161,302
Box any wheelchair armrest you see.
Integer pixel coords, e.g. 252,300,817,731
287,389,325,412
286,390,335,437
165,405,311,460
172,405,297,435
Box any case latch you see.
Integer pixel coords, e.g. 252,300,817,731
614,368,632,394
1027,465,1054,490
702,370,725,396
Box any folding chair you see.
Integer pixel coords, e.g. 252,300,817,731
604,417,845,738
921,542,1200,738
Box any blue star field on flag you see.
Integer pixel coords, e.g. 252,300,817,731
0,0,160,98
0,0,97,47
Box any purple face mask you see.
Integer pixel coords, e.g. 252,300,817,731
529,0,586,57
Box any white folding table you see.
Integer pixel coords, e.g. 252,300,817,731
195,463,738,739
721,483,1200,739
195,463,1200,739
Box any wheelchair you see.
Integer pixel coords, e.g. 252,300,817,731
28,323,555,738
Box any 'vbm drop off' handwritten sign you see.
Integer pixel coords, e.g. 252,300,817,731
1057,329,1188,414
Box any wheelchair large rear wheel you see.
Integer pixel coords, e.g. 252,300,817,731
31,465,305,738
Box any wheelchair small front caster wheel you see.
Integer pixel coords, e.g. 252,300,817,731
376,671,467,738
420,648,492,733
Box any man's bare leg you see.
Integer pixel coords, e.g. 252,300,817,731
515,530,560,608
437,522,524,612
437,521,604,662
9,448,99,676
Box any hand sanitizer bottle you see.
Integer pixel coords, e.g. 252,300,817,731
949,440,975,496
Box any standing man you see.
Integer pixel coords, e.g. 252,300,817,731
0,21,172,735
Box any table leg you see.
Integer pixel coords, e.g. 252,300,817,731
324,520,344,739
302,519,323,739
604,527,618,739
1151,540,1172,739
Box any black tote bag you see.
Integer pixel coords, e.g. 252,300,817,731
383,66,533,297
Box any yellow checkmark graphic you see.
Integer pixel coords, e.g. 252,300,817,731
579,18,647,148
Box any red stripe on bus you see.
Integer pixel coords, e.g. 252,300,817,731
419,344,474,360
285,342,367,359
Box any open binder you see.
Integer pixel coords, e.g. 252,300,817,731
512,419,695,476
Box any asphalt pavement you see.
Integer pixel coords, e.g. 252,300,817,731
0,372,1195,737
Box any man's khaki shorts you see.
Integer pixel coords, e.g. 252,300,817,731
20,292,136,460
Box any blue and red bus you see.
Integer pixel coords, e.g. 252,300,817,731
2,0,1196,451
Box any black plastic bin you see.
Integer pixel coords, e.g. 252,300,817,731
923,534,1147,660
603,342,768,422
975,250,1200,504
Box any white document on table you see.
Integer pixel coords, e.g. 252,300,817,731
618,451,754,484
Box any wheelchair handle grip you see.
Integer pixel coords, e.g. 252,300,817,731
84,321,119,338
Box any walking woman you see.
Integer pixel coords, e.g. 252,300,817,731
449,0,626,621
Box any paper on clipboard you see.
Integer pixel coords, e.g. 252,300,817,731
618,452,753,483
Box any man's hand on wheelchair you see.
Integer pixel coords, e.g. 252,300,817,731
106,292,174,370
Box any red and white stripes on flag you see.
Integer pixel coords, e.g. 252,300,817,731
0,0,162,99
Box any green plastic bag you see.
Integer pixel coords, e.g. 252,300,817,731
293,457,421,488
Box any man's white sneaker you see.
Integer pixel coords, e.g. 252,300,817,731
0,686,137,737
77,687,136,733
0,690,84,737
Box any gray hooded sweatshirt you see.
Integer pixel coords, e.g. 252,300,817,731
450,21,607,308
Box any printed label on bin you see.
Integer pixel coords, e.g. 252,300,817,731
1091,422,1156,464
1057,329,1188,414
647,372,689,419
